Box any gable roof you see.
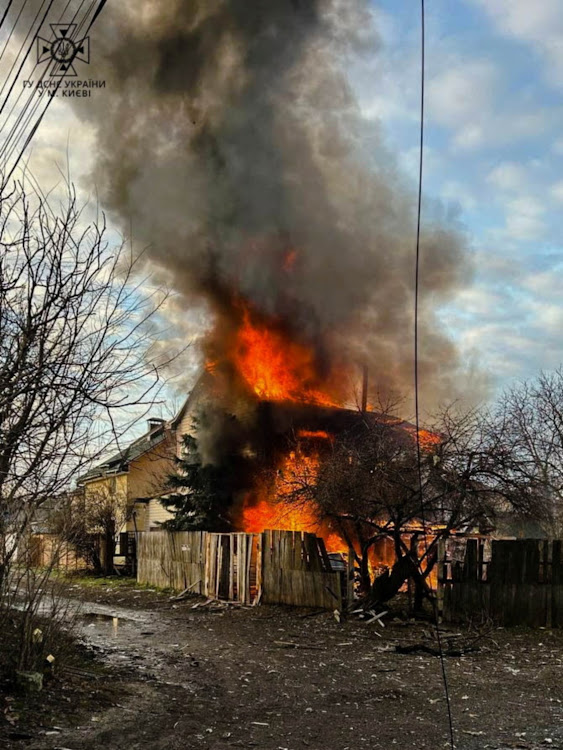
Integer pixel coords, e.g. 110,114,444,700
170,371,213,430
78,421,168,484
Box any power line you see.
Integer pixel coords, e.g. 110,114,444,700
0,0,27,66
0,0,54,119
0,0,90,154
0,0,96,179
412,2,455,749
0,0,75,134
2,0,97,181
0,0,16,33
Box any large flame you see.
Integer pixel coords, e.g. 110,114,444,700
241,444,345,553
216,298,442,562
233,306,338,407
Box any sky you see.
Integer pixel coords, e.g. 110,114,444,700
1,0,562,406
361,0,563,390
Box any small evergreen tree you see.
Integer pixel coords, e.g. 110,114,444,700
161,433,239,531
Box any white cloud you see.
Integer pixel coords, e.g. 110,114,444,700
504,196,546,240
468,0,563,87
440,180,477,211
427,61,498,130
487,162,528,192
456,287,505,315
550,180,563,204
427,55,554,150
524,298,563,333
524,266,563,296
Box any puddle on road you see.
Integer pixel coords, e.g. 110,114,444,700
82,612,121,637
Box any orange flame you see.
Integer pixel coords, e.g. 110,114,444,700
296,429,332,440
240,444,345,553
283,248,297,272
242,498,344,553
417,429,441,451
233,306,337,406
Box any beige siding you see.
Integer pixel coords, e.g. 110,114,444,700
176,407,198,457
82,473,129,533
84,473,128,504
147,498,174,530
173,373,219,457
131,502,149,532
127,434,175,501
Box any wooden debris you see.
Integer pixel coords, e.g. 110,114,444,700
395,641,479,657
169,579,202,601
273,640,324,650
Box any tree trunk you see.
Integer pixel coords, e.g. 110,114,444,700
358,549,372,595
370,554,412,604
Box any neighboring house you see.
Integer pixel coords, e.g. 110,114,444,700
76,375,214,550
78,417,177,534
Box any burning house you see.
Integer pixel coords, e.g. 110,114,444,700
68,1,488,583
79,0,477,410
171,341,436,578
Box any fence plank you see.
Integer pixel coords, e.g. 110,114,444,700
136,531,207,594
437,538,563,627
260,529,342,609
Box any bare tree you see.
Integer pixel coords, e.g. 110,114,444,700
0,180,169,673
496,369,563,537
276,403,541,610
50,486,129,575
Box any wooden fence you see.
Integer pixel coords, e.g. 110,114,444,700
27,533,97,570
136,529,346,609
438,538,563,627
261,529,343,609
137,531,206,595
205,533,259,605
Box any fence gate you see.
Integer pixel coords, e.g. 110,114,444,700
205,533,260,605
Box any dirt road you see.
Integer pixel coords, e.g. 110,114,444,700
5,582,563,750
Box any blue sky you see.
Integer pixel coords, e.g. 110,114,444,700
357,0,563,392
2,0,562,405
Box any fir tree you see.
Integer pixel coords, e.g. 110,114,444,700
161,433,239,531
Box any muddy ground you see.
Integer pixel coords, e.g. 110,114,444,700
2,579,563,750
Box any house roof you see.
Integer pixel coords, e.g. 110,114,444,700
170,371,214,430
78,421,168,484
78,373,209,486
258,401,423,442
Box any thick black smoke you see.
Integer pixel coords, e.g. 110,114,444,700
73,0,482,413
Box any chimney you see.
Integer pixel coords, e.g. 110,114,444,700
147,417,165,433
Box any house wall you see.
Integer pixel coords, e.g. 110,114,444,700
146,498,174,530
83,473,129,531
127,434,176,501
175,405,197,456
131,501,148,532
82,434,175,533
82,473,130,534
173,372,218,457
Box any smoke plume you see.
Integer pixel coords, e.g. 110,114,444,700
75,0,481,414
